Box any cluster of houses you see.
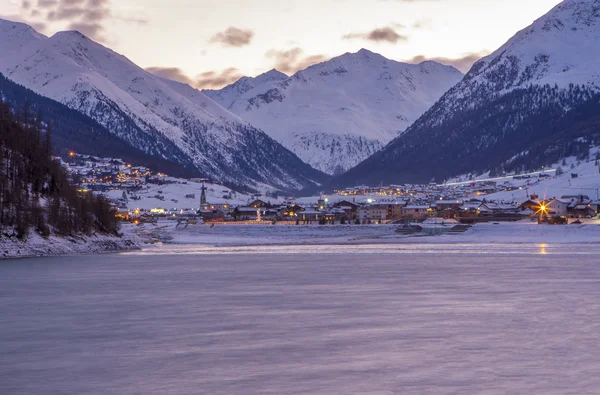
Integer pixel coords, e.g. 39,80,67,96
144,194,600,225
336,181,519,201
520,195,600,221
63,154,161,193
60,154,599,225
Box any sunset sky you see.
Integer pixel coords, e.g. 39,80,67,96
2,0,563,88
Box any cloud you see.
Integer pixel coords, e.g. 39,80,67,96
405,52,490,73
209,27,253,47
37,0,58,7
67,22,104,39
11,0,146,43
343,26,407,44
146,67,193,85
146,66,244,90
196,68,244,88
265,48,328,74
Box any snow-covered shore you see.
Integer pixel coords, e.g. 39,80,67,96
133,219,600,247
0,230,140,260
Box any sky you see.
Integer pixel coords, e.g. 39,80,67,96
2,0,564,89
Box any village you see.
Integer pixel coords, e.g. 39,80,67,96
60,153,600,227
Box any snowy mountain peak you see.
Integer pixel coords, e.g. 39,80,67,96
51,30,89,41
202,68,288,109
0,18,326,191
466,0,600,91
0,18,45,53
256,68,288,82
334,0,600,187
212,49,463,174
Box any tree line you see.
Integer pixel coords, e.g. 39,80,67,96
0,99,119,239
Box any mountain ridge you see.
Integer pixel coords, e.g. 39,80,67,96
205,48,464,174
0,18,328,192
330,0,600,189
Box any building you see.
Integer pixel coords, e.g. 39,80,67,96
545,198,570,217
357,205,387,223
401,205,431,219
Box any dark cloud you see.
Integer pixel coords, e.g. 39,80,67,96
265,48,328,74
405,52,489,73
209,27,254,47
343,26,407,44
146,67,244,90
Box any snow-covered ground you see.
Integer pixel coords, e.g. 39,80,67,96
0,230,139,260
105,178,284,211
132,219,600,249
481,156,600,202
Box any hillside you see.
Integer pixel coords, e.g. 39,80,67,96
332,0,600,188
0,98,119,240
0,73,201,178
0,18,328,192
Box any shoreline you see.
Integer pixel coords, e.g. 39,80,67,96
131,220,600,248
0,231,140,260
5,219,600,259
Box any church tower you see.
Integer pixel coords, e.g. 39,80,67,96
200,183,207,205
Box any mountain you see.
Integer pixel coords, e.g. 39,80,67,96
0,19,327,192
0,73,202,178
332,0,600,188
203,69,288,108
206,49,463,174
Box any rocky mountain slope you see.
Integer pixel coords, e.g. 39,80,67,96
206,50,463,174
0,19,327,192
332,0,600,188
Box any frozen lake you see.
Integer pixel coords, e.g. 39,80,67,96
2,244,600,394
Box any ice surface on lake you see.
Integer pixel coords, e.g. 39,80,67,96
2,245,600,394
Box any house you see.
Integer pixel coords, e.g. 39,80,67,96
337,206,358,221
433,200,463,216
200,202,231,211
561,195,590,205
545,198,570,217
567,201,597,218
357,205,387,223
298,209,323,223
520,199,542,212
401,205,431,219
232,207,261,220
324,208,345,223
249,199,270,208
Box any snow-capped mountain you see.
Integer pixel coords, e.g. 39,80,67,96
0,18,327,191
206,49,463,174
332,0,600,188
203,69,288,109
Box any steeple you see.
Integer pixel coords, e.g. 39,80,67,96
200,183,207,205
